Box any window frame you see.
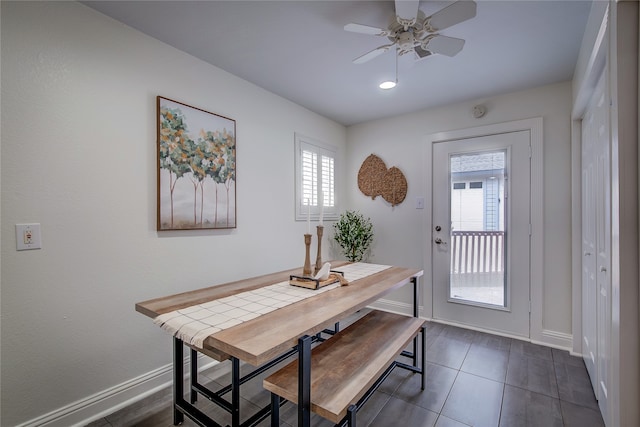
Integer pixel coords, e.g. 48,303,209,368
294,133,339,222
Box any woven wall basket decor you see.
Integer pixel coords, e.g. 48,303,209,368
357,154,387,200
357,154,407,207
381,166,407,207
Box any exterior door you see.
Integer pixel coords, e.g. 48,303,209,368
432,131,531,337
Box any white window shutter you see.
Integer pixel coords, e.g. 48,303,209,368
295,134,338,221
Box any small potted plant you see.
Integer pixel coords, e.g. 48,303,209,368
333,210,374,262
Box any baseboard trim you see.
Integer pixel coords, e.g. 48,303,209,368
427,317,533,342
533,329,574,352
427,315,573,351
17,354,219,427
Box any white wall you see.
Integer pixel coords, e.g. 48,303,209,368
346,81,574,342
0,2,346,425
0,1,601,425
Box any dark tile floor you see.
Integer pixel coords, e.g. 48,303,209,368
86,320,605,427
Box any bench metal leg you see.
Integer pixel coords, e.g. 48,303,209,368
347,404,357,427
318,322,340,341
298,335,312,427
412,277,419,369
412,277,418,318
190,348,198,404
270,392,280,427
421,326,426,390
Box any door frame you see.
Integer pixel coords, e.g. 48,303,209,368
424,117,544,341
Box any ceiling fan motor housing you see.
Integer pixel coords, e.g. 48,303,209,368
397,31,416,55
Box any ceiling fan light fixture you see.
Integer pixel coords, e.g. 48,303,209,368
379,44,398,90
379,80,397,90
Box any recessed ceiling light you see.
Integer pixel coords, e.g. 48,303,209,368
379,81,397,90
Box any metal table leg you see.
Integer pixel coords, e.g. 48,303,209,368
232,357,240,427
173,337,185,425
172,338,225,427
298,335,312,427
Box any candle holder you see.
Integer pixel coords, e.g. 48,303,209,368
314,225,324,275
303,234,312,277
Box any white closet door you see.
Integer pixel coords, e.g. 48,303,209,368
581,108,597,390
581,69,611,422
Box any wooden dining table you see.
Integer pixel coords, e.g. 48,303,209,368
135,262,423,427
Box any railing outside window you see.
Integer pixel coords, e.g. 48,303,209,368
450,231,505,274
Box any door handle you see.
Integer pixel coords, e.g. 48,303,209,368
434,238,446,245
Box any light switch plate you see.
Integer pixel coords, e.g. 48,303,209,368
415,197,425,209
16,223,42,251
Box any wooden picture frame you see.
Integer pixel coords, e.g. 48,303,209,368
157,96,236,230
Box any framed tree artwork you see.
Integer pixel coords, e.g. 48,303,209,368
157,96,236,230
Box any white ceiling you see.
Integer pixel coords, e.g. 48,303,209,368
84,1,592,126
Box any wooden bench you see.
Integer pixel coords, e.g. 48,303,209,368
263,309,426,426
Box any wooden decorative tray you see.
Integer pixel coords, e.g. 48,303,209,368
289,270,347,290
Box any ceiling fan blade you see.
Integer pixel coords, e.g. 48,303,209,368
424,0,477,32
353,45,393,64
395,0,420,25
344,23,389,37
423,35,465,57
414,45,433,60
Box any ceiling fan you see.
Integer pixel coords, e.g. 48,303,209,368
344,0,477,64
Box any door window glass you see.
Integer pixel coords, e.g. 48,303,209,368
449,150,506,307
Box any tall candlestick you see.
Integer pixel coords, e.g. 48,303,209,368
315,225,324,275
306,198,310,234
303,233,312,276
319,190,324,226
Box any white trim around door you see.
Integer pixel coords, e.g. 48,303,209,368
424,117,547,344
